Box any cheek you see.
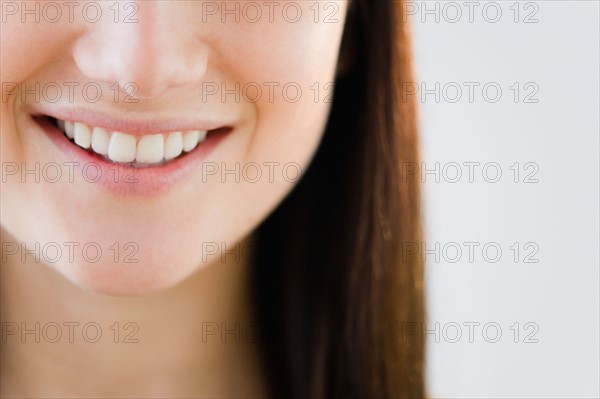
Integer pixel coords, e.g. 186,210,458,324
222,20,347,235
1,15,77,166
1,15,75,79
221,10,347,163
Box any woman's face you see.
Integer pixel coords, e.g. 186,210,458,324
1,1,348,295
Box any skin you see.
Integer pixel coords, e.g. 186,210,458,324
0,1,348,396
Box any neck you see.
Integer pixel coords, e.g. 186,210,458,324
0,230,266,398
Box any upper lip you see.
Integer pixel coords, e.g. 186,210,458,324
28,106,230,136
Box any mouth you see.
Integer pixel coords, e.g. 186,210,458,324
38,115,228,168
29,111,233,195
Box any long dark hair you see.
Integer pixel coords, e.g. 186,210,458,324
251,0,425,397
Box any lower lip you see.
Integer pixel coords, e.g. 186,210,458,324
34,115,230,196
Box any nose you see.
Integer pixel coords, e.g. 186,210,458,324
72,1,208,99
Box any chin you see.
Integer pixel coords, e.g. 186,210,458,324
49,247,202,297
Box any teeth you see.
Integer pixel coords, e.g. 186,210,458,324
183,130,207,152
136,134,164,164
91,127,110,155
164,132,183,160
73,122,92,149
64,121,75,139
57,119,209,165
108,132,137,163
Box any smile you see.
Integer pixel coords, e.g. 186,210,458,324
29,111,234,195
49,117,220,167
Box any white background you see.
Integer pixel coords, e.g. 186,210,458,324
412,1,599,397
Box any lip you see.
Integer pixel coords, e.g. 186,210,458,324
32,113,232,196
29,106,228,136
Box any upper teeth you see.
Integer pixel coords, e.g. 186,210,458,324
60,120,208,165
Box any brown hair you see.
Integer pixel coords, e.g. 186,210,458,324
251,0,425,397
